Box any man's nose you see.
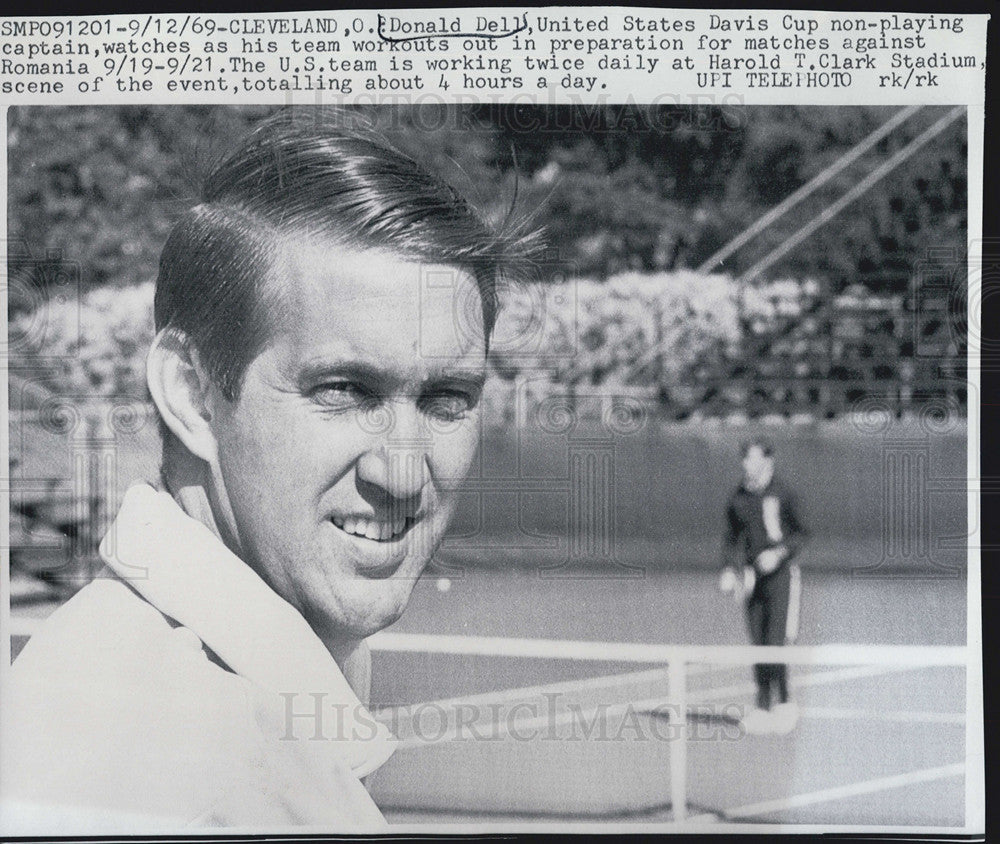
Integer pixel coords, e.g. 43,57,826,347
356,447,431,500
355,405,432,500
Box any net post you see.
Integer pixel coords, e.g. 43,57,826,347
668,657,687,823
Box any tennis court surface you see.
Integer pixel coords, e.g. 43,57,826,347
8,564,971,829
365,566,970,828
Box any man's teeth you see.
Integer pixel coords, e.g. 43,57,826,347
332,515,408,541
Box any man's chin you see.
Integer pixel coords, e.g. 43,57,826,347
306,589,411,642
325,611,403,643
356,607,404,639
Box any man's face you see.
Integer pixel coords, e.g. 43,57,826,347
742,445,774,490
205,240,485,639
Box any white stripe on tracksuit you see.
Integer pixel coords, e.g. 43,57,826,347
786,563,802,643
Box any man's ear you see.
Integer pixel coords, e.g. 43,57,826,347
147,328,219,465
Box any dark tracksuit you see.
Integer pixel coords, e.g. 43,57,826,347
723,477,808,710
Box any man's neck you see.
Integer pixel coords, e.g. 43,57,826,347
160,446,371,703
160,435,233,548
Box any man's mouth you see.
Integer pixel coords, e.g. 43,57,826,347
331,515,415,543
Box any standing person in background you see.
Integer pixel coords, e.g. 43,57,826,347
719,436,809,735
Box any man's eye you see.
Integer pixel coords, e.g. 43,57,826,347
311,382,370,407
420,391,476,421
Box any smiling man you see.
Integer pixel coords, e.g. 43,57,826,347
2,110,542,833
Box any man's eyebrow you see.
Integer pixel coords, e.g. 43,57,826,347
296,359,486,391
426,369,487,391
296,360,391,387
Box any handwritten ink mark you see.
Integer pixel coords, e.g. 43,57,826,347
376,12,528,44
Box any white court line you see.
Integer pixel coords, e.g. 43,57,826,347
690,662,919,704
721,761,965,820
369,631,968,667
375,666,673,714
375,662,717,715
376,644,943,717
391,692,679,748
799,707,965,726
369,633,960,713
388,663,915,748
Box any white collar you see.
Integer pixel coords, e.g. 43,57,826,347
98,483,396,778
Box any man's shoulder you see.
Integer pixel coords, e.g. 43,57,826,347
12,573,264,716
37,574,162,631
5,578,388,832
14,577,184,678
9,575,256,728
5,578,270,830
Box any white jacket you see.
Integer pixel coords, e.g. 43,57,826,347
2,484,396,834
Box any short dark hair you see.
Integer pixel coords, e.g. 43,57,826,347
740,435,774,457
154,108,544,401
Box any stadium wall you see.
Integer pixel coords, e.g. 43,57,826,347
443,419,968,574
11,412,968,574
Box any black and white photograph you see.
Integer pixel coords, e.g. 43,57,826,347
0,13,986,834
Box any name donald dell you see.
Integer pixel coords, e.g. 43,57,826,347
378,14,528,36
